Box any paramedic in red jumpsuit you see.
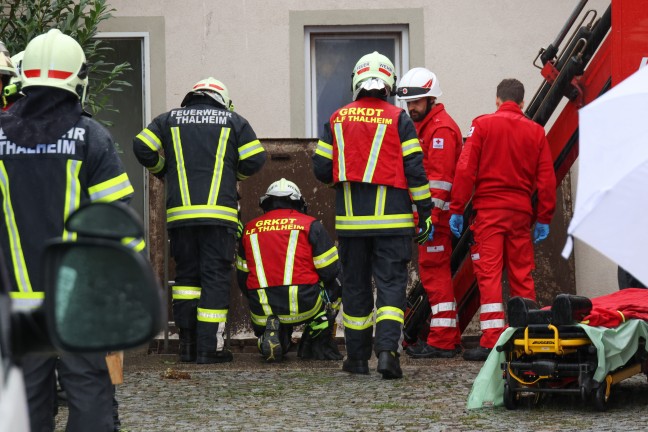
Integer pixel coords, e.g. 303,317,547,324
449,78,556,361
396,68,463,358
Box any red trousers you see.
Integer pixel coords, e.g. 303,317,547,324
418,230,461,350
470,208,536,348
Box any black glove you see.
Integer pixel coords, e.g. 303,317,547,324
416,214,434,245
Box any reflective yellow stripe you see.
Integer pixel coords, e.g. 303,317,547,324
343,182,353,216
136,128,162,151
236,172,249,181
197,307,228,323
343,311,374,330
312,246,338,269
166,204,238,223
148,156,165,174
257,289,273,316
283,230,299,285
0,162,32,293
409,184,431,200
121,237,146,252
236,255,249,272
62,160,82,241
334,123,347,181
238,139,264,160
172,285,201,300
315,140,333,160
207,128,230,205
335,214,414,230
251,294,322,326
289,285,298,315
88,173,134,203
171,126,191,206
376,306,404,324
10,291,44,311
374,185,387,216
401,138,422,157
250,233,268,287
362,124,387,182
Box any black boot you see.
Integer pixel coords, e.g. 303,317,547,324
178,329,196,362
377,351,402,379
196,349,233,364
342,359,369,375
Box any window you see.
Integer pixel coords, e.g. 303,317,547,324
305,25,409,138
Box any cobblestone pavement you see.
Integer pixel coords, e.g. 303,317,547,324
54,345,648,432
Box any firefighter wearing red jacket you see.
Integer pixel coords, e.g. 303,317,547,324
449,79,556,361
396,68,463,358
237,179,342,362
313,51,434,379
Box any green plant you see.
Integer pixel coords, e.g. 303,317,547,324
0,0,130,120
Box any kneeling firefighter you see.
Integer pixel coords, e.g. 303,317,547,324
236,179,343,362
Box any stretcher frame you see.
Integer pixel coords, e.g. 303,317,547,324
498,323,648,411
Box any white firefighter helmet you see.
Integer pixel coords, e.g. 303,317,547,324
351,51,396,101
396,67,442,101
260,178,302,204
0,42,16,82
182,77,233,110
9,51,24,85
20,29,88,100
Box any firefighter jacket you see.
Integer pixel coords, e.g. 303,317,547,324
0,94,134,311
450,101,556,224
415,103,463,234
133,99,266,230
313,96,433,237
236,208,340,325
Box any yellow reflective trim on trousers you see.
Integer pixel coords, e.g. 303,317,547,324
136,128,162,151
343,182,353,216
148,156,165,174
166,204,238,223
257,289,274,316
207,128,230,206
289,285,298,315
312,246,338,269
283,230,299,285
343,311,374,330
121,237,146,252
197,307,228,323
376,306,404,324
172,285,201,300
334,123,347,181
409,183,431,200
88,173,134,203
0,162,33,293
401,138,422,157
250,233,268,287
374,185,387,216
362,124,387,182
171,127,191,206
236,255,249,272
10,292,44,311
62,160,82,241
335,214,414,230
251,294,322,326
315,140,333,160
238,140,264,160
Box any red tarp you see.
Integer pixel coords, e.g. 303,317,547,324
582,288,648,327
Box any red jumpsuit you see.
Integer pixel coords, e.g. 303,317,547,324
450,101,556,348
415,103,463,350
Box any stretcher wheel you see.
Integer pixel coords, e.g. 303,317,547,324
592,381,610,411
503,377,520,410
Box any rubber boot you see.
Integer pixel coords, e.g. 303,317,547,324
179,328,197,363
377,351,402,379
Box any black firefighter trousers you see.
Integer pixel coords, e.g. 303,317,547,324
169,225,236,353
339,235,411,360
22,352,113,432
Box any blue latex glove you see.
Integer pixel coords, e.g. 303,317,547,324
533,222,550,244
449,214,463,238
416,216,434,245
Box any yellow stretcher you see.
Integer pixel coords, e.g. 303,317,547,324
498,320,648,411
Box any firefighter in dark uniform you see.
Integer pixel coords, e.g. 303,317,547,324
133,77,266,364
313,51,434,379
0,29,135,432
236,178,343,362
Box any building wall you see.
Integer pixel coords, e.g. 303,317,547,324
103,0,616,299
